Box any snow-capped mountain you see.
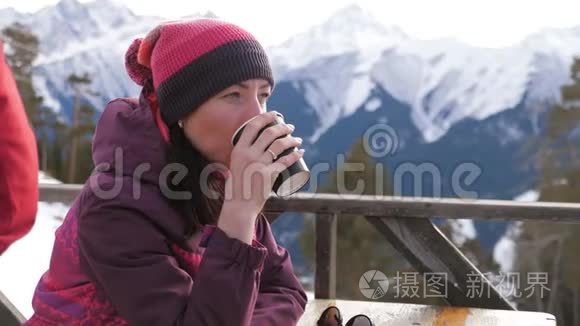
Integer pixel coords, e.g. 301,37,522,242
3,0,580,143
269,6,580,143
0,0,156,113
1,0,140,53
269,4,407,74
372,41,533,142
268,5,407,141
270,9,580,142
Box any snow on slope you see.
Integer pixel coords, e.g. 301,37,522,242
268,7,580,143
372,39,533,142
268,4,407,74
31,74,64,113
0,7,24,26
2,0,218,115
23,0,139,54
268,5,406,142
493,190,539,272
448,219,477,247
4,1,580,143
520,26,580,107
32,13,160,113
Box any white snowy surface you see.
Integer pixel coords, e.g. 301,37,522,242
0,201,69,319
493,190,538,272
448,219,477,247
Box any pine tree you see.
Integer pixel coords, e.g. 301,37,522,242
2,22,66,178
514,57,580,324
66,73,97,183
1,23,41,123
48,118,69,180
75,103,97,183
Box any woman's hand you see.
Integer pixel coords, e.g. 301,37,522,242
218,111,304,244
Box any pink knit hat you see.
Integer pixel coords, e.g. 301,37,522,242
125,18,274,141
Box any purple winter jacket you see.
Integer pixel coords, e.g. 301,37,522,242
27,94,308,325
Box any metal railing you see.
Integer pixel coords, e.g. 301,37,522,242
32,183,580,312
0,290,25,326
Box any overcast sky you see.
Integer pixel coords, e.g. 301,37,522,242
2,0,580,47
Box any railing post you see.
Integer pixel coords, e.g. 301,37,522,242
366,216,515,310
0,290,25,326
315,213,337,299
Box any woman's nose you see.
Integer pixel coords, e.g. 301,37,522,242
247,96,267,116
238,93,268,125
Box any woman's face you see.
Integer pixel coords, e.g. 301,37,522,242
180,78,272,167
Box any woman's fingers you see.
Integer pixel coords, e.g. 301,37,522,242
252,123,295,152
269,149,305,176
263,135,302,161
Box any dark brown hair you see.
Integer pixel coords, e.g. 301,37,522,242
141,79,225,237
164,119,226,237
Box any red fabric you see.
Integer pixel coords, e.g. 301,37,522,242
145,91,170,143
0,40,39,254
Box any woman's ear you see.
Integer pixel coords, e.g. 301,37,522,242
178,120,183,128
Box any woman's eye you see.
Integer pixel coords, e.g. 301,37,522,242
260,93,270,106
226,92,241,99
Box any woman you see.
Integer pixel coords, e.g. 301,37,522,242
27,18,307,325
27,18,374,326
